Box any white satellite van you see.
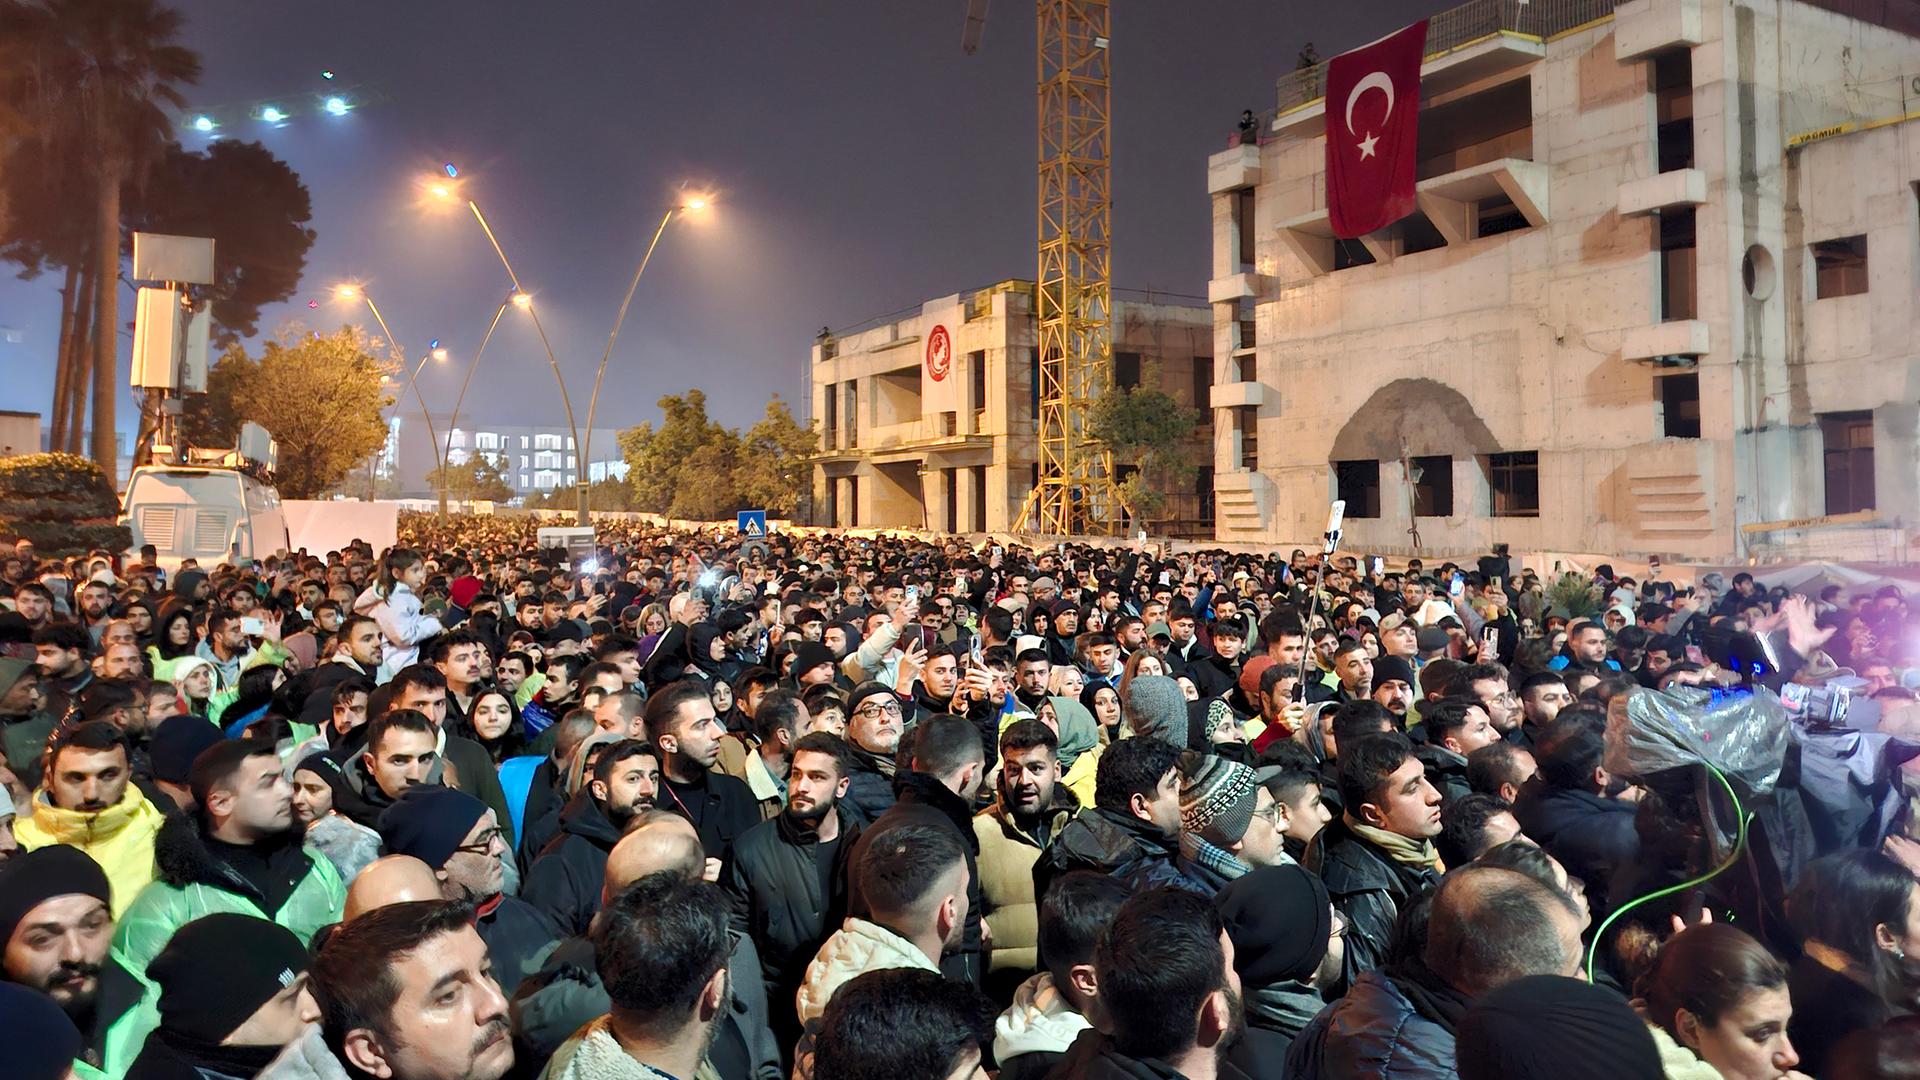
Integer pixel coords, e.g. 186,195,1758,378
122,422,290,570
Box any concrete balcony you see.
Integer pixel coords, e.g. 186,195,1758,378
1615,0,1703,61
1620,319,1709,365
1278,158,1549,275
1619,168,1707,217
1208,144,1263,196
1208,272,1261,303
1272,28,1549,138
1211,381,1269,410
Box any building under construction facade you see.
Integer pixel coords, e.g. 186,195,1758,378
810,281,1212,534
1209,0,1920,562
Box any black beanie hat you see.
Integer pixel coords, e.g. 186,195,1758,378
0,845,112,945
789,641,837,679
1214,863,1332,986
150,913,312,1044
1372,655,1418,690
377,784,488,870
1456,974,1663,1080
149,713,226,785
0,982,84,1079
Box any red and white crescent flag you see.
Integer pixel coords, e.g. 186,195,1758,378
1326,19,1428,239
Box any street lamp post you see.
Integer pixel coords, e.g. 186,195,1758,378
336,284,449,514
429,180,589,524
582,195,709,498
441,298,511,511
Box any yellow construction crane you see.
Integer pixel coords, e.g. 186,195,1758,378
965,0,1125,536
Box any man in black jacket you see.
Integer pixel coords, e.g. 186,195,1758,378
645,680,761,861
722,731,861,1056
1310,732,1444,987
1032,736,1205,902
846,714,988,988
1511,710,1639,918
1412,698,1498,805
523,739,658,936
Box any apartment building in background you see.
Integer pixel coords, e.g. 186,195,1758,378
1209,0,1920,561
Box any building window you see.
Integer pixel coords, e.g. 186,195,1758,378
1477,197,1528,238
969,350,987,415
822,388,838,449
1660,207,1697,321
1235,355,1256,383
1821,410,1875,514
1401,212,1446,256
535,434,561,450
519,455,529,468
520,436,529,449
1114,351,1142,390
1411,455,1453,517
1333,460,1381,518
1813,236,1868,298
1238,406,1258,470
1333,238,1375,271
1487,451,1540,517
476,432,499,451
1030,348,1043,419
1192,357,1212,410
1661,373,1701,439
1653,49,1694,172
1236,188,1256,271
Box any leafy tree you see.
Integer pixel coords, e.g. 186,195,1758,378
123,140,316,345
1086,365,1201,520
526,477,634,512
734,395,818,517
617,390,816,521
185,325,393,499
426,455,514,503
0,0,202,481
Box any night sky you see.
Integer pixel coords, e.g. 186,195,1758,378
0,0,1434,439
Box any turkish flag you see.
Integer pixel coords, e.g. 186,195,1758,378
1326,19,1428,239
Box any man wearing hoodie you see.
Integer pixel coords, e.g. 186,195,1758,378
0,656,53,788
992,871,1129,1080
15,721,166,917
523,739,660,936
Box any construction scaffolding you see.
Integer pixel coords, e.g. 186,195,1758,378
1026,0,1123,536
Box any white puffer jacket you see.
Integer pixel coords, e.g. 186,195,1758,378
353,582,442,681
994,971,1094,1064
792,917,938,1027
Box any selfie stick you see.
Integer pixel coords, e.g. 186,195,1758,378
1297,501,1345,692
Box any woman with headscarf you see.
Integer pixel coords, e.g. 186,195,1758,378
686,622,731,684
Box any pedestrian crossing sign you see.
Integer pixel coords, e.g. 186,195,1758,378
737,510,767,538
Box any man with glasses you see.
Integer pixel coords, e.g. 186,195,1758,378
841,682,908,824
1455,662,1520,740
377,785,562,990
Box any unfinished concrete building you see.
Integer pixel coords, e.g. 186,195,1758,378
810,281,1212,533
1209,0,1920,561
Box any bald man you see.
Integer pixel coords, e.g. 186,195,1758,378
342,855,442,921
510,811,780,1075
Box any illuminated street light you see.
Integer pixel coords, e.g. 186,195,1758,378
422,171,586,519
431,347,449,362
323,95,350,116
192,115,215,133
331,282,450,513
581,190,715,487
260,105,286,123
321,69,336,80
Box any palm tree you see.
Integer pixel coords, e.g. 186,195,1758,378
0,0,198,482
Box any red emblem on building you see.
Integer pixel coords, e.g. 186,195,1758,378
926,324,952,382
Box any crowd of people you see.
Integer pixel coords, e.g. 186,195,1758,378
1,511,1919,1079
